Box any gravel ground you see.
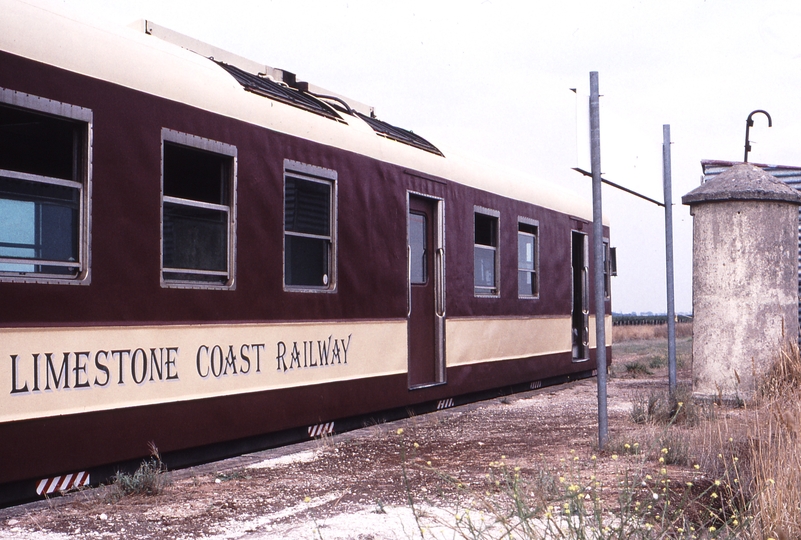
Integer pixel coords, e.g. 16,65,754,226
0,338,691,539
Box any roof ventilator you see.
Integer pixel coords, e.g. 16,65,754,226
140,20,442,155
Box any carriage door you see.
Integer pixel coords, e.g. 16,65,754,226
408,195,445,388
571,231,589,361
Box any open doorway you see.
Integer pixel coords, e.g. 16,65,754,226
572,231,589,361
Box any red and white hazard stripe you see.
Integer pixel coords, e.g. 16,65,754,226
307,422,334,438
36,471,90,496
436,398,454,410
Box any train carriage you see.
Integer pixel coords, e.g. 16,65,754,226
0,0,611,505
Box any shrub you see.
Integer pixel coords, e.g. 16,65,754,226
624,361,651,377
111,442,168,499
630,387,711,428
648,355,667,369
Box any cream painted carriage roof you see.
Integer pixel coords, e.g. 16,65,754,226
1,0,600,223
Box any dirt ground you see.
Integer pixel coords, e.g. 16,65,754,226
0,335,693,539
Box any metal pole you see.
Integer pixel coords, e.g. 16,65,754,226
590,71,608,449
663,125,677,395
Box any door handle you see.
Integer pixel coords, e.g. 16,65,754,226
435,248,445,317
407,245,412,317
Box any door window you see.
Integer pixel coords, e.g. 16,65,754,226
409,212,427,284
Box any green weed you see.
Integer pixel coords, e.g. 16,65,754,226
110,442,168,500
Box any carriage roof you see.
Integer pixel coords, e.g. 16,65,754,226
1,0,599,223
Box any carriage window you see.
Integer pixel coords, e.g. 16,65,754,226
161,130,236,288
284,160,336,290
474,208,499,296
518,221,539,298
0,93,90,283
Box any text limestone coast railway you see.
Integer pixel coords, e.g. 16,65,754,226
0,0,612,506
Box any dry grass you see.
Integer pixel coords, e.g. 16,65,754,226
748,343,801,540
659,340,801,539
608,335,801,538
613,322,693,342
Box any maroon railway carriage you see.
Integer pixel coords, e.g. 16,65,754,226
0,1,611,505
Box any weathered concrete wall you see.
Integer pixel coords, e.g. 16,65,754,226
690,201,798,399
684,163,801,401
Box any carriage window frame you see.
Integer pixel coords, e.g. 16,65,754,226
474,206,500,297
0,88,92,285
283,159,337,293
517,218,539,299
160,128,237,290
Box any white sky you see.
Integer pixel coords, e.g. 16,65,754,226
31,0,801,313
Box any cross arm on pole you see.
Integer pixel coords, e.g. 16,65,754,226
572,167,665,207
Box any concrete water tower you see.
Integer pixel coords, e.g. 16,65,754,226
683,163,801,401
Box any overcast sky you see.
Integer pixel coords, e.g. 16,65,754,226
32,0,801,313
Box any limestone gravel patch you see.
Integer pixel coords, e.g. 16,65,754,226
0,344,691,540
